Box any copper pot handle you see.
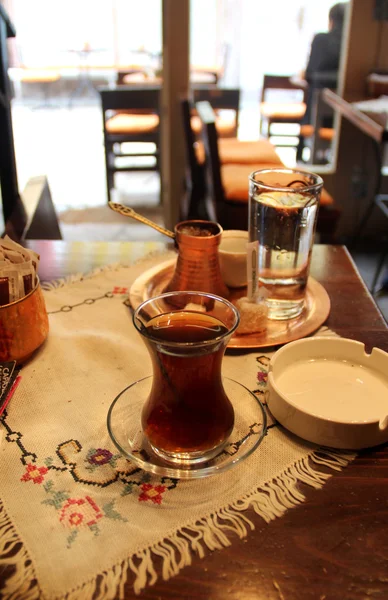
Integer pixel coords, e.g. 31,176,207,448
108,202,176,240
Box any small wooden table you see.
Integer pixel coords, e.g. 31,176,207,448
322,88,388,144
322,89,388,277
12,242,388,598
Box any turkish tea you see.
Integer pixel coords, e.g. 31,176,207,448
141,310,234,457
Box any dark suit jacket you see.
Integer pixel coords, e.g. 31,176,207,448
305,28,342,79
303,27,342,124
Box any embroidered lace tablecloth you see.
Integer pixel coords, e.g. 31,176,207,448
0,251,354,600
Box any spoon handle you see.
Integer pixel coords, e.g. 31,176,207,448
108,202,176,239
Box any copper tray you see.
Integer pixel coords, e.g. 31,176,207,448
129,259,331,349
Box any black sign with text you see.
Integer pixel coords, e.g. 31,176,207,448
0,361,18,414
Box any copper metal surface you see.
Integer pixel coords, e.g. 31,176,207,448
0,280,49,364
108,206,229,300
129,259,331,349
163,221,229,300
108,202,176,239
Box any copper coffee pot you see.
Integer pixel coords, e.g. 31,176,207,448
108,203,229,300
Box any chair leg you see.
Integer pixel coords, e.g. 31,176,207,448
104,141,114,204
351,140,384,247
263,118,271,138
103,163,114,205
260,116,269,138
296,135,305,162
371,248,388,294
350,199,376,249
188,184,208,220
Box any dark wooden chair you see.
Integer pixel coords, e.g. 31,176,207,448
98,86,160,204
195,101,285,230
297,71,338,163
196,100,340,238
192,86,241,138
259,74,306,142
195,100,236,227
298,90,336,164
180,87,241,220
370,196,388,294
181,98,208,220
181,95,283,221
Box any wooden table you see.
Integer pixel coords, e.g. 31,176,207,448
18,242,388,598
322,88,388,145
322,89,388,276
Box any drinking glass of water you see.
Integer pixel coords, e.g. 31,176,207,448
248,168,323,321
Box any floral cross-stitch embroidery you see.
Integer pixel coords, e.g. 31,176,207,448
38,478,128,547
60,496,103,528
21,464,48,484
257,370,268,384
112,286,128,295
18,440,175,547
87,448,113,465
138,484,167,505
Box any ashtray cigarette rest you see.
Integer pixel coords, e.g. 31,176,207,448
267,337,388,449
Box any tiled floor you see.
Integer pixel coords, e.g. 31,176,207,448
11,96,388,322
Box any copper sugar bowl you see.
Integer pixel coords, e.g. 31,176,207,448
164,220,229,302
0,278,49,364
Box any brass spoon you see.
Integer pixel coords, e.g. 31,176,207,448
108,202,176,239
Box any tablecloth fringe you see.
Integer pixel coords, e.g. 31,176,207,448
123,448,355,595
95,448,357,598
0,447,355,599
0,499,41,600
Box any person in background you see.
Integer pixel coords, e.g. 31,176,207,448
304,2,347,123
296,2,347,160
304,2,347,88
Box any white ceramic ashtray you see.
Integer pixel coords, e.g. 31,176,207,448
218,230,248,288
267,337,388,449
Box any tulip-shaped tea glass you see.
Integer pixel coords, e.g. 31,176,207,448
133,291,240,465
249,168,323,320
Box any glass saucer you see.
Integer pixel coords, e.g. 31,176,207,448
107,377,267,480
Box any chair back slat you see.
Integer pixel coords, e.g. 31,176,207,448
97,86,160,203
98,87,160,112
180,97,208,220
193,87,240,110
181,98,198,174
195,100,224,222
260,74,306,103
193,87,240,134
